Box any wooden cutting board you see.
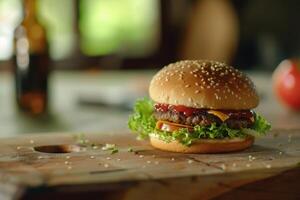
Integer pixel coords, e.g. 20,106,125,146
0,129,299,200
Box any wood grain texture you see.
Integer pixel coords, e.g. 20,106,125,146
0,130,299,199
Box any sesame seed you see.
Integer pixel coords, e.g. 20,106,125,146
220,164,226,170
195,90,199,94
187,159,193,164
288,135,292,142
185,84,190,88
265,164,271,169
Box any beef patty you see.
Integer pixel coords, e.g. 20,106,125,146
153,110,254,129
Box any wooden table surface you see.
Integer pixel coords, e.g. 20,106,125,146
0,129,299,200
0,70,299,200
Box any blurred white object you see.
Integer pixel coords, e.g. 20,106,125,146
0,0,22,60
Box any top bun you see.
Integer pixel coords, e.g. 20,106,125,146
149,60,259,110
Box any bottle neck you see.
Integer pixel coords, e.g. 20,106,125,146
17,0,48,54
22,0,38,26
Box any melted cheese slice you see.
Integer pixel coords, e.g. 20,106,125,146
207,110,229,122
156,121,193,132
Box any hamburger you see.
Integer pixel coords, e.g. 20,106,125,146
128,60,271,153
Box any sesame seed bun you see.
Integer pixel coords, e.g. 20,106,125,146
149,60,259,110
150,134,254,153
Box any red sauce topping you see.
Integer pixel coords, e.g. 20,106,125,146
154,103,253,118
171,105,195,116
154,103,200,116
154,103,169,112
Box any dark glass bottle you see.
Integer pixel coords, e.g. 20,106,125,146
14,0,50,115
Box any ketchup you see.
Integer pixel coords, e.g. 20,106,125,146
154,103,254,118
171,105,195,116
154,104,169,112
154,103,197,116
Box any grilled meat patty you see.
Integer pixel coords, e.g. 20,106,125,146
153,110,254,129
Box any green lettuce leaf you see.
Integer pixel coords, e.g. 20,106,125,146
252,113,271,134
128,97,156,139
128,98,271,146
156,123,246,146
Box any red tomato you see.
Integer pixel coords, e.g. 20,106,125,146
273,59,300,110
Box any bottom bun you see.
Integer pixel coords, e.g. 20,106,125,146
149,134,254,153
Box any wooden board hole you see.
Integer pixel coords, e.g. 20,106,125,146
34,144,81,153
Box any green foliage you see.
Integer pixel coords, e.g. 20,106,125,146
252,113,272,134
128,98,156,139
128,98,271,146
156,123,245,146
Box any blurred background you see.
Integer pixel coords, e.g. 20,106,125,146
2,0,300,70
1,0,300,137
